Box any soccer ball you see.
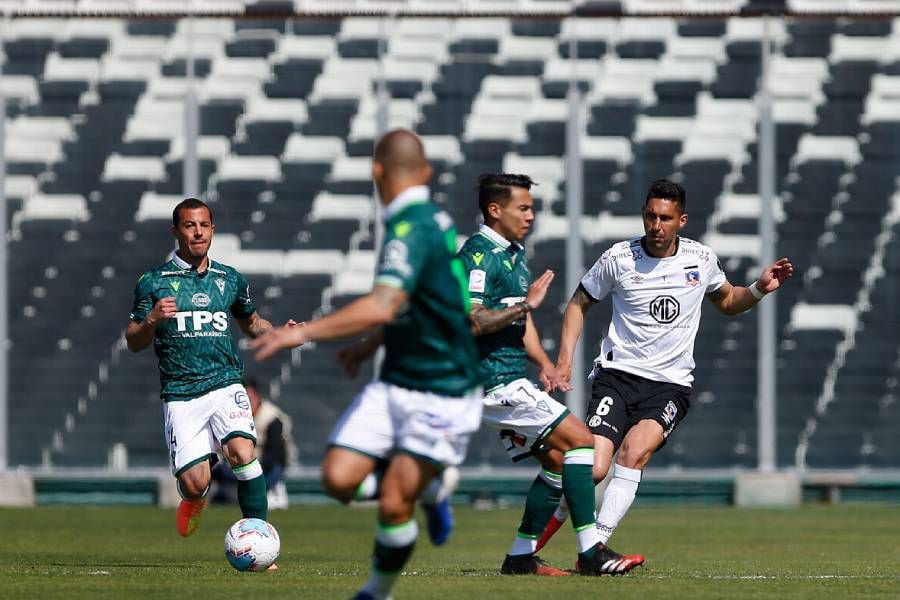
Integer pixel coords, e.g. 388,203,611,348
224,518,280,572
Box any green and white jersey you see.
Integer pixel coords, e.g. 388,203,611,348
458,225,531,391
130,252,257,401
374,186,482,397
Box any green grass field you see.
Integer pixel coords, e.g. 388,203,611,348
2,504,898,599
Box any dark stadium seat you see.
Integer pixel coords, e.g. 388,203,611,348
5,14,898,473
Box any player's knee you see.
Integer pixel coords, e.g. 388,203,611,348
592,463,611,484
223,438,256,467
178,473,209,499
571,427,595,449
320,469,357,503
617,442,651,470
378,493,414,525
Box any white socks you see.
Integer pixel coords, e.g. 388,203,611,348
595,464,641,544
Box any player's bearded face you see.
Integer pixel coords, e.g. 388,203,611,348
642,197,686,255
494,187,535,242
173,207,214,259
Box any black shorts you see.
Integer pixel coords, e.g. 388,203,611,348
585,367,691,450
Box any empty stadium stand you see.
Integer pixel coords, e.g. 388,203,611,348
5,13,899,471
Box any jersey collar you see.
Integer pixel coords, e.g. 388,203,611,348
640,235,680,259
169,250,212,273
477,224,523,253
383,185,430,222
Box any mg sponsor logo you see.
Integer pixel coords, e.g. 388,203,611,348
649,295,680,324
173,311,229,332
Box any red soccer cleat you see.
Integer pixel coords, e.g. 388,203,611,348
176,498,206,537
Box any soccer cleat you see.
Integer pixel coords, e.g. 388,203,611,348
534,513,567,553
500,553,570,577
422,466,460,546
575,542,644,576
176,498,206,537
422,498,454,546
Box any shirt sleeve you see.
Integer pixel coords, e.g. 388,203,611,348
458,247,490,306
129,272,154,323
373,224,430,293
705,250,728,294
230,271,257,319
580,249,616,301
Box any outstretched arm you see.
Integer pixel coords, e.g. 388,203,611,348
556,284,597,382
707,257,794,316
236,312,280,339
469,269,554,336
251,285,407,360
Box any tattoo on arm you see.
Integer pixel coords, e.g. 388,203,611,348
570,284,598,309
470,303,531,337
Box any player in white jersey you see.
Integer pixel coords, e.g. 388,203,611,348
536,179,794,557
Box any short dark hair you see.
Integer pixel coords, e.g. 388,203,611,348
172,197,213,226
477,173,536,219
645,179,686,212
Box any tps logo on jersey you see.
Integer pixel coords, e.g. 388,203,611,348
215,279,226,295
173,311,229,334
649,295,680,324
192,293,211,308
685,270,701,286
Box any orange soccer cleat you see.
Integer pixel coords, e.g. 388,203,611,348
176,498,207,537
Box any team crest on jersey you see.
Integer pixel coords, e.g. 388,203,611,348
215,278,226,295
191,293,211,308
518,275,528,291
685,270,701,286
234,391,250,410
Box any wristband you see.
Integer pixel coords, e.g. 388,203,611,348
748,280,765,301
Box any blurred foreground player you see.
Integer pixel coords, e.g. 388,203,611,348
538,179,794,560
252,129,482,600
125,198,295,544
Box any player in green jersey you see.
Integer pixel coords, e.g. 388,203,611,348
126,198,293,546
457,173,643,576
252,129,482,600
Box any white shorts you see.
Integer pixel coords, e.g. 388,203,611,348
328,381,483,467
163,383,256,476
482,378,570,463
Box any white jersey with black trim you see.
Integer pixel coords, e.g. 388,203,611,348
580,236,727,387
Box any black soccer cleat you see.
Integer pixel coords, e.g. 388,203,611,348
501,553,570,576
575,542,645,576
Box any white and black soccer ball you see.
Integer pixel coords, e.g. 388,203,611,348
224,518,280,572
